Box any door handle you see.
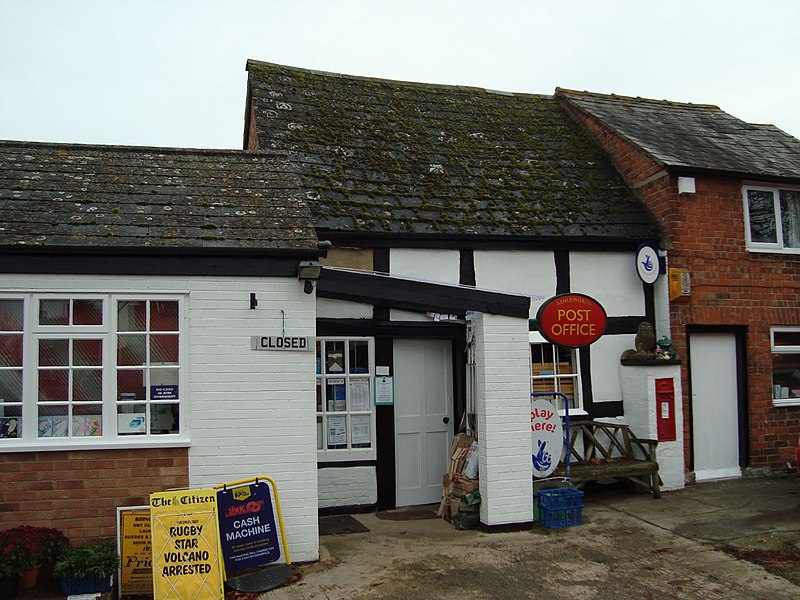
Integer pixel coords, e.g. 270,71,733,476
443,417,450,424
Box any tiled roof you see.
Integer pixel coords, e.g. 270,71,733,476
0,141,318,252
246,61,659,241
557,88,800,181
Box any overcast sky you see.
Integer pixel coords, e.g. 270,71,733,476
2,0,799,149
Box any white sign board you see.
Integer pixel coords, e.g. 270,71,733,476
635,242,661,284
251,336,312,351
531,399,563,478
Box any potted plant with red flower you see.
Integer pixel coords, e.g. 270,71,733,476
0,526,69,594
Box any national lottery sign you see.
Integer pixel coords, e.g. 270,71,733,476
217,481,281,573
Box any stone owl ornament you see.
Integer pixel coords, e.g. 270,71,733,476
621,322,657,360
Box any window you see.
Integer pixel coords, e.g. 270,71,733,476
315,338,375,458
530,332,583,414
770,327,800,407
0,299,23,439
0,294,185,447
744,185,800,251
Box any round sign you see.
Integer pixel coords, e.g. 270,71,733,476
531,399,563,478
536,293,607,348
635,241,661,284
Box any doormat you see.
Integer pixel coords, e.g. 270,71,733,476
319,514,370,536
375,508,439,521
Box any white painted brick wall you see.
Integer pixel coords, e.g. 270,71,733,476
2,274,320,562
620,363,685,491
187,277,319,562
318,466,377,508
472,312,533,525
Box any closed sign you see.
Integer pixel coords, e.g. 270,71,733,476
251,336,312,351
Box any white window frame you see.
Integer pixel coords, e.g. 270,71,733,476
0,293,189,452
529,331,586,416
743,184,800,254
770,326,800,408
316,337,376,461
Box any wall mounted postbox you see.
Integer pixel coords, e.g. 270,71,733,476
655,377,677,442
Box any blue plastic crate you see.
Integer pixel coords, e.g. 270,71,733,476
537,488,583,528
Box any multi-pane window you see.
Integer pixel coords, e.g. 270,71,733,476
0,299,24,438
0,294,184,445
35,298,105,439
744,186,800,251
315,338,374,457
116,300,180,436
770,327,800,407
530,334,583,413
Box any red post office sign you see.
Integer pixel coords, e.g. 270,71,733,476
536,293,607,348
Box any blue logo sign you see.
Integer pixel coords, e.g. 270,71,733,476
635,242,661,284
532,439,552,472
217,482,281,572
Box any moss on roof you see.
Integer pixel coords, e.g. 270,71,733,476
0,141,318,252
557,88,800,182
246,60,659,241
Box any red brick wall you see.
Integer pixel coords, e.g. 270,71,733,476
560,98,800,473
0,448,188,543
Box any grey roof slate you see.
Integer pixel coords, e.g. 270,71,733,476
0,141,318,252
246,60,659,241
556,88,800,182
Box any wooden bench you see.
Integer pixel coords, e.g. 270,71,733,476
549,420,661,498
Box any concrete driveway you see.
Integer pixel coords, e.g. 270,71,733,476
264,476,800,600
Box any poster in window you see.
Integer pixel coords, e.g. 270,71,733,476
72,415,102,436
350,415,371,445
327,416,346,446
0,417,20,438
38,415,68,437
327,378,346,412
118,413,146,434
151,384,178,400
350,379,371,412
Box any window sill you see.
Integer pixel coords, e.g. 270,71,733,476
0,436,191,453
746,246,800,255
317,449,376,462
561,409,588,418
772,398,800,408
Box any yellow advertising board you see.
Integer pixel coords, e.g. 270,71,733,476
149,488,224,600
118,506,153,597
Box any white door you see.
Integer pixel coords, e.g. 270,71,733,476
690,333,741,480
394,339,453,506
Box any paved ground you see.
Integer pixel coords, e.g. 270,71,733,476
264,476,800,600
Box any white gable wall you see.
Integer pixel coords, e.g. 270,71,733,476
473,250,555,317
570,251,644,317
389,249,460,283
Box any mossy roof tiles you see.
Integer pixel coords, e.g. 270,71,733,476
0,141,318,252
246,60,659,241
557,88,800,182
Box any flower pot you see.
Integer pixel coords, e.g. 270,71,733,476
0,575,19,600
60,575,113,595
18,565,40,590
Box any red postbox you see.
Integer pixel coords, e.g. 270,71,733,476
655,378,676,442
